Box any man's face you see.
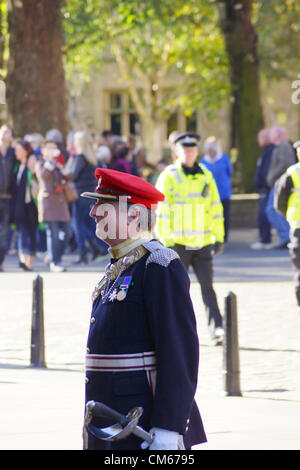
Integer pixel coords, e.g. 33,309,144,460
270,129,284,146
90,200,120,245
89,199,143,246
177,144,198,167
258,132,269,147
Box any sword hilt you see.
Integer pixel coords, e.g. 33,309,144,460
86,400,130,427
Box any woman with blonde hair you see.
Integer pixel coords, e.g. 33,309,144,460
74,131,98,167
72,131,107,263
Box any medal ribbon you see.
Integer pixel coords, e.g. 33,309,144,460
117,276,132,299
120,276,132,289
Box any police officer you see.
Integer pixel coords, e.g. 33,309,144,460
155,132,224,345
274,140,300,307
81,168,207,450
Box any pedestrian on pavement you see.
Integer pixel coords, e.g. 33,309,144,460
251,128,275,250
201,136,233,242
35,140,71,272
96,130,112,168
126,134,157,177
266,126,296,249
155,132,225,345
96,144,111,169
110,136,126,167
274,140,300,307
24,133,44,158
81,168,207,450
11,140,38,271
45,128,69,164
71,131,107,264
0,125,16,271
111,145,133,174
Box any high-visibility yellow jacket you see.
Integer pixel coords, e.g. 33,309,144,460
155,161,224,248
286,163,300,229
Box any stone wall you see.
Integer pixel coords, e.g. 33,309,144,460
229,194,259,229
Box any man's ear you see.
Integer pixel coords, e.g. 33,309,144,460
127,205,140,223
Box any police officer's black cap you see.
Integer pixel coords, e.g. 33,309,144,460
174,132,201,147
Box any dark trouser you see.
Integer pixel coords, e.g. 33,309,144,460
17,223,37,255
258,190,272,244
17,201,38,256
173,243,223,334
46,221,68,265
289,228,300,305
221,199,230,242
0,199,10,266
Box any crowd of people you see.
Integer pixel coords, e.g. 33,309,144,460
1,120,298,275
0,126,169,273
252,125,298,250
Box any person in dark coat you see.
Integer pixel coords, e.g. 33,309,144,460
71,131,107,263
0,125,16,271
11,140,38,271
81,168,207,450
251,128,275,250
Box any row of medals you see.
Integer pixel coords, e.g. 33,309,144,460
92,245,147,304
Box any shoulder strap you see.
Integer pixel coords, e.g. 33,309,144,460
142,240,179,267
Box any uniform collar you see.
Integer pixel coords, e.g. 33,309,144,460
108,232,153,259
176,160,203,176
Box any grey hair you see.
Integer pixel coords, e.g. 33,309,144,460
203,136,221,154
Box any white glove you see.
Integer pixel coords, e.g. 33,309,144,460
141,427,179,450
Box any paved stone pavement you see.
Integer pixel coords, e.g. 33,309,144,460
0,229,300,450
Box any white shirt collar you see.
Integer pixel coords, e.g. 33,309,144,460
108,232,153,259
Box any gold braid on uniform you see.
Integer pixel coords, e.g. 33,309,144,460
92,245,147,303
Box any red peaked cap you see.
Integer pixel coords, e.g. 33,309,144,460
82,168,165,209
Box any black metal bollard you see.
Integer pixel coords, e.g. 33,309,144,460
223,291,242,396
30,274,46,368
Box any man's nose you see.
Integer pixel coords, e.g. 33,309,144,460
89,203,97,218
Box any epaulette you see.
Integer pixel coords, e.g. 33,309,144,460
142,240,179,267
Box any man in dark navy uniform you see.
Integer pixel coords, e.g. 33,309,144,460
81,168,207,450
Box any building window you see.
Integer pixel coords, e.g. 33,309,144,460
166,111,198,140
105,91,140,137
109,93,122,135
185,112,197,132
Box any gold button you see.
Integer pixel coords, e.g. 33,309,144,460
86,347,90,353
185,426,189,432
90,317,96,324
187,418,190,424
85,377,89,384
